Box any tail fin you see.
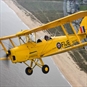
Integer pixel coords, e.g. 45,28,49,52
78,16,87,34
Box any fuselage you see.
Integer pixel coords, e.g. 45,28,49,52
10,33,86,63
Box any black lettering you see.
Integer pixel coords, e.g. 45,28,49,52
61,42,64,47
66,40,70,46
61,40,70,48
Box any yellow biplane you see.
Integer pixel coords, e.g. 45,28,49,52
0,11,87,75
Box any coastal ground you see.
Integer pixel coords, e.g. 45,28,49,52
3,0,87,87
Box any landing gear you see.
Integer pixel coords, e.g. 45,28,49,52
25,67,33,75
24,59,50,75
42,65,49,74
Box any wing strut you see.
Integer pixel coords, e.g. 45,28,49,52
69,22,81,43
0,41,7,52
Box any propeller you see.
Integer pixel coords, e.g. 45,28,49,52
5,42,12,58
6,50,11,58
2,50,11,67
2,42,12,67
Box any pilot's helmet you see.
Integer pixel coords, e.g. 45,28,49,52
44,35,49,40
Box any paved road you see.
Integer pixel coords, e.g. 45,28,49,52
0,1,71,87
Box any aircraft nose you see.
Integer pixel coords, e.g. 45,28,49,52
6,50,11,57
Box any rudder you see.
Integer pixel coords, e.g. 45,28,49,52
78,16,87,34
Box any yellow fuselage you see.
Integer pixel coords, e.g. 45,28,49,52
10,34,86,63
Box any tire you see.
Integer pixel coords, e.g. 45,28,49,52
25,67,33,75
42,65,49,74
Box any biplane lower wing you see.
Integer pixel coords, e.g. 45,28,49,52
43,42,87,57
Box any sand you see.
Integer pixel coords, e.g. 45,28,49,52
3,0,87,87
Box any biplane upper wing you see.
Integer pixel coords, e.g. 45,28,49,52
26,11,87,34
0,34,17,40
0,11,87,41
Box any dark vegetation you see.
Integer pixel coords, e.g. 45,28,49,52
14,0,87,73
80,4,87,10
69,49,87,73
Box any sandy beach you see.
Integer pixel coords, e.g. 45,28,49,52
3,0,87,87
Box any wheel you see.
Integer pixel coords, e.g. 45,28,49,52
42,65,49,74
25,67,33,75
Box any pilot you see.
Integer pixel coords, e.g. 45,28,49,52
44,35,52,41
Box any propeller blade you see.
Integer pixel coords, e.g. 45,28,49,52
1,57,10,67
0,57,10,60
1,42,12,67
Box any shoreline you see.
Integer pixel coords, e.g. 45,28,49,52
3,0,87,87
